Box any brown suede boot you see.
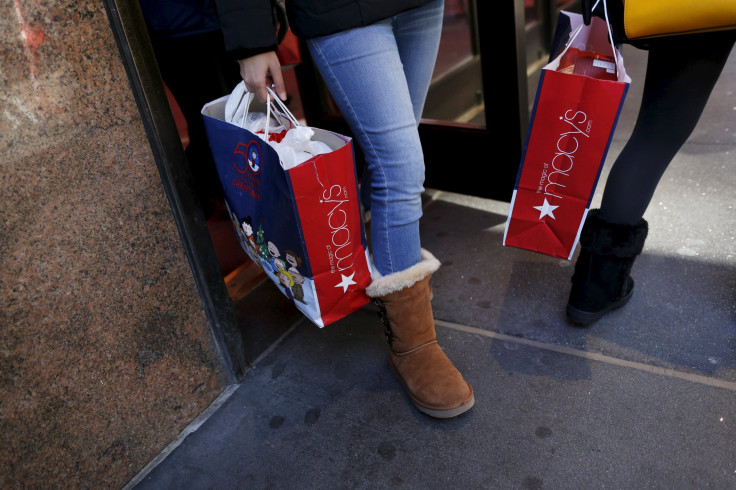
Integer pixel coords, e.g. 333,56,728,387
366,250,474,418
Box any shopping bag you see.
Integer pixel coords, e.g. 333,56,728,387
503,11,631,259
201,86,373,327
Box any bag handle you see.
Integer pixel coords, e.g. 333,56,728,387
590,0,619,66
223,82,254,128
267,87,301,126
562,0,619,67
227,83,300,139
227,82,293,132
265,86,302,141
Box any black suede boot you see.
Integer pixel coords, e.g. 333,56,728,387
566,210,648,326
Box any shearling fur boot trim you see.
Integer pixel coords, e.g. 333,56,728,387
581,210,649,258
365,249,441,298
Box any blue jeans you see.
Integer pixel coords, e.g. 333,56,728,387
307,0,444,276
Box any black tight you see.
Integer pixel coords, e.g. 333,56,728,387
599,31,735,224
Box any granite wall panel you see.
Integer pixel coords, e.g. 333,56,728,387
0,0,228,486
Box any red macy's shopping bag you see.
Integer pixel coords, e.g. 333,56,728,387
504,11,631,259
202,87,373,327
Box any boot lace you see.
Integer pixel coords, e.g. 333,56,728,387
373,299,393,345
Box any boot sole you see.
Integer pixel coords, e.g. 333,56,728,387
415,394,475,419
389,358,475,419
566,288,634,326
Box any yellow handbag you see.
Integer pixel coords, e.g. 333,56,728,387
624,0,736,39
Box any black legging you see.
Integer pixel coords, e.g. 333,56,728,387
599,30,735,224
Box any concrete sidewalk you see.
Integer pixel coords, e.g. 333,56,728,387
128,44,736,489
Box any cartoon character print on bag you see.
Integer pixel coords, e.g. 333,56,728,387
284,249,307,304
273,255,297,302
246,222,313,308
255,223,273,272
267,241,282,272
277,268,295,301
239,216,261,262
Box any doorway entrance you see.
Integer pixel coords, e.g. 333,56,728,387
105,0,581,381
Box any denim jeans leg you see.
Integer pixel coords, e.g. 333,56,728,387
393,0,444,121
307,0,444,276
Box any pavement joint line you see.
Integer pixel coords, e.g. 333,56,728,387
436,319,736,392
123,312,733,488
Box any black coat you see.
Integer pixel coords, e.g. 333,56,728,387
139,0,221,40
214,0,434,60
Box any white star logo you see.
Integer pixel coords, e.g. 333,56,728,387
335,272,357,293
533,198,559,220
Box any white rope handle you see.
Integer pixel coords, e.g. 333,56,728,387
230,88,253,129
592,0,619,66
563,0,618,67
266,86,301,127
265,86,301,142
265,93,271,141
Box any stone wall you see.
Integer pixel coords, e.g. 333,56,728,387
0,1,228,486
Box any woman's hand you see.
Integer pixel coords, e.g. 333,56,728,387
238,51,287,103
